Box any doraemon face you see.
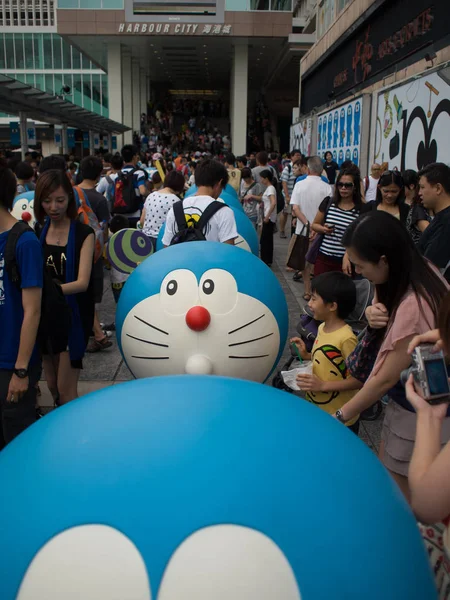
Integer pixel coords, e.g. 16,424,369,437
11,192,36,229
355,101,361,113
340,108,345,118
347,105,352,116
117,242,288,382
0,376,436,599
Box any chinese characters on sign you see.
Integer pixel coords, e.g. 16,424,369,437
117,23,232,35
352,27,373,84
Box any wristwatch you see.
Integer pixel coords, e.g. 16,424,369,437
335,409,346,423
14,368,29,379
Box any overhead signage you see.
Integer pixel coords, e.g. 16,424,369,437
26,123,36,146
9,122,20,146
117,22,232,35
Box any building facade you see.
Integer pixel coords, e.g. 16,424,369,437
293,0,449,176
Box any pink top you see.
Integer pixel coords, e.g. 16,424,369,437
370,291,441,379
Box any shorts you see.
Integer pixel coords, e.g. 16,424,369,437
382,400,450,476
93,275,104,305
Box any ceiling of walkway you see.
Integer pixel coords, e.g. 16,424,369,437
68,35,302,93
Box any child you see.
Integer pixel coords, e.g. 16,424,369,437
291,272,363,434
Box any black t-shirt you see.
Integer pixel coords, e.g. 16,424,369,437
418,205,450,281
82,188,110,280
323,161,339,184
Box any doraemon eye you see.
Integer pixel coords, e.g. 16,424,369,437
199,269,238,315
21,203,27,211
160,269,199,316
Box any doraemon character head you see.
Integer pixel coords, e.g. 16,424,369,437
156,206,259,256
347,104,352,117
11,191,36,229
352,148,359,166
0,376,436,599
186,183,240,202
340,108,345,119
355,100,361,114
116,242,288,382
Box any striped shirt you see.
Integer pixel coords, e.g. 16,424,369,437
319,203,360,258
281,163,297,199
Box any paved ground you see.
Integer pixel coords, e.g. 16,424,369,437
38,233,383,452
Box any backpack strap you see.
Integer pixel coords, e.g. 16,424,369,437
73,185,93,209
4,221,33,288
173,200,188,232
196,201,226,233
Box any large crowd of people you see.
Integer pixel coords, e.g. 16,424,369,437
1,141,450,595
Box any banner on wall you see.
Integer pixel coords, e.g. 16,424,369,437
67,128,76,148
317,98,363,167
9,122,20,146
374,67,450,171
54,130,62,146
112,136,117,150
82,132,89,149
26,123,36,147
94,133,100,150
290,118,312,155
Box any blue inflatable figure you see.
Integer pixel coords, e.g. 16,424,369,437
338,149,344,166
186,183,239,200
332,111,339,148
156,206,259,256
317,117,322,151
11,191,36,229
219,191,244,213
339,108,346,147
352,148,359,166
0,376,436,600
327,113,333,148
116,242,288,383
346,104,353,146
354,100,362,146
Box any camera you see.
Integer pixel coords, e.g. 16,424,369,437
400,344,450,405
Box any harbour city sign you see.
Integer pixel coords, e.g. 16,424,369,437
117,22,233,35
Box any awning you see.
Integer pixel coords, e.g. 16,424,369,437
0,74,130,135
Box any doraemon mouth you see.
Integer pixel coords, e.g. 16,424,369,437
121,268,280,381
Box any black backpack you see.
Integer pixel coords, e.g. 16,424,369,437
170,200,227,245
5,222,72,355
113,168,145,214
274,179,285,214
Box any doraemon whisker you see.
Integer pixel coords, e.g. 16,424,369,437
131,356,170,360
228,333,274,347
134,315,169,335
126,334,169,348
228,314,265,335
229,355,270,359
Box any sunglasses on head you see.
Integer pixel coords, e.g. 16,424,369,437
337,182,354,189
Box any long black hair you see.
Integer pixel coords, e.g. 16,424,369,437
333,168,363,209
376,170,406,206
342,211,447,328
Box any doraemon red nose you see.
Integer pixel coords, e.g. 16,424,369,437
22,211,32,222
185,306,211,332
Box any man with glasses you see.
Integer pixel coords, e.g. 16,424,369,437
364,163,382,203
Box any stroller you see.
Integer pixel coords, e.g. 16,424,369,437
272,278,383,421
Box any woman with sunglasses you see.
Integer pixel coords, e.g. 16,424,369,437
363,170,409,224
311,168,363,276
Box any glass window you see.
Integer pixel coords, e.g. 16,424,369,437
271,0,292,9
81,53,92,70
14,34,25,68
45,74,54,94
80,0,101,7
82,73,93,111
0,35,4,69
72,47,81,69
24,34,34,69
16,73,26,83
35,74,45,91
101,73,108,116
62,73,73,100
25,73,36,86
250,0,269,9
43,34,53,69
57,0,79,6
73,74,83,107
54,74,63,96
33,34,43,69
4,34,15,69
91,74,102,115
101,0,124,7
62,38,72,70
52,35,62,69
225,0,248,8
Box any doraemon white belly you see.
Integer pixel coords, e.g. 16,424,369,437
121,268,280,382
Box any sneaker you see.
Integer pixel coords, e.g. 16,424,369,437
293,272,302,282
86,337,113,353
280,232,287,239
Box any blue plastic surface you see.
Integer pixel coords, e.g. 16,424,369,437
185,183,239,200
0,376,436,599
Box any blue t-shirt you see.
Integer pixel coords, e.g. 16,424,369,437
0,229,43,369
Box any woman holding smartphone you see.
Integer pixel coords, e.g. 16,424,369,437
311,168,363,276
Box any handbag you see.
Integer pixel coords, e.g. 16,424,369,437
346,327,381,383
305,196,333,265
286,223,310,271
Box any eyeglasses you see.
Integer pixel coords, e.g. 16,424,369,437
337,182,354,189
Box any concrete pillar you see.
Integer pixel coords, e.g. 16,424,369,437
62,123,68,155
19,111,28,160
89,130,95,155
122,49,133,146
107,42,124,149
230,43,248,157
140,68,147,121
132,59,141,138
108,133,113,154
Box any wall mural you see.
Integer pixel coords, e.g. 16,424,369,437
317,98,362,167
374,67,450,171
290,118,312,155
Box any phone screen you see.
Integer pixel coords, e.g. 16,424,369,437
425,359,450,396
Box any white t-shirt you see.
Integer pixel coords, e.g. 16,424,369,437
162,195,238,245
262,185,277,223
290,176,332,236
365,175,379,203
143,190,180,238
